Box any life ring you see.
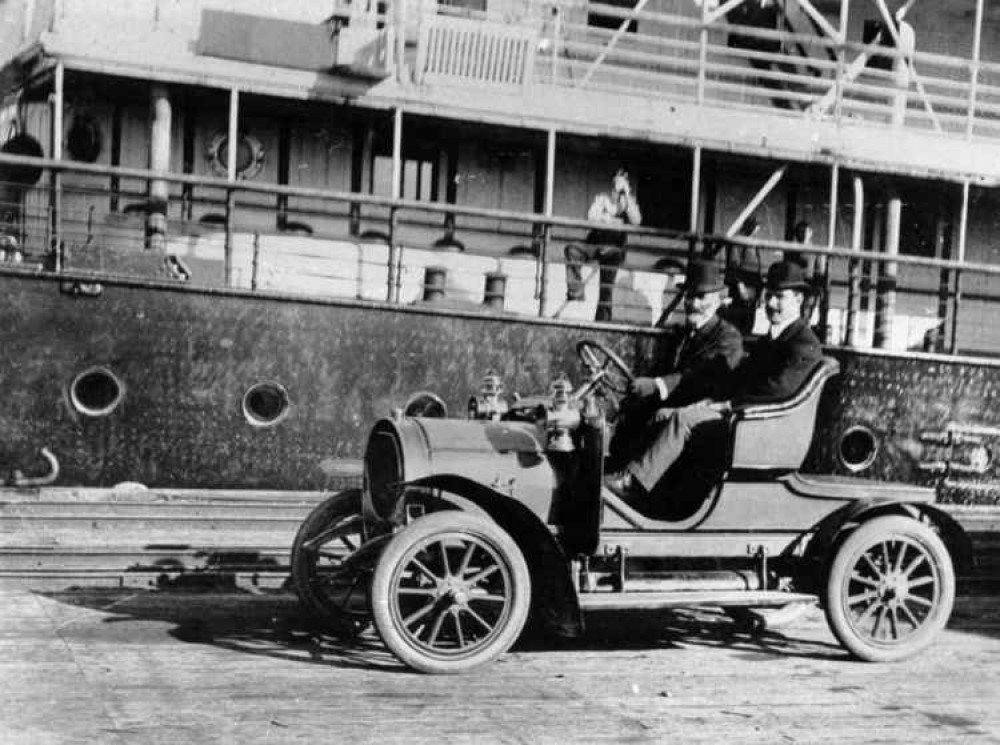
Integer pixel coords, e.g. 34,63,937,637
206,130,266,180
0,132,44,186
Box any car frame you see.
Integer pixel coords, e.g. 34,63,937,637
290,340,973,673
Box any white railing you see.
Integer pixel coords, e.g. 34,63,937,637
415,15,539,87
409,0,1000,144
4,155,1000,355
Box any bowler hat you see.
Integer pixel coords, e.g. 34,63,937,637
680,259,725,294
764,260,811,291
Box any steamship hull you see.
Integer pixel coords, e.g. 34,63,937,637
1,0,1000,512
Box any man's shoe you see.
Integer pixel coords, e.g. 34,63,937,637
603,470,643,502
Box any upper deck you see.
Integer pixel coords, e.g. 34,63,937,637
5,0,1000,184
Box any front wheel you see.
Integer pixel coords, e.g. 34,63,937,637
824,515,955,662
371,511,531,674
290,489,369,635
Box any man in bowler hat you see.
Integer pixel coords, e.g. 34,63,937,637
605,259,823,504
609,259,743,470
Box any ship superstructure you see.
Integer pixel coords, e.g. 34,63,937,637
0,0,998,503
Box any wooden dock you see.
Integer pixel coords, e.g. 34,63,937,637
2,485,1000,742
2,485,998,590
2,582,998,743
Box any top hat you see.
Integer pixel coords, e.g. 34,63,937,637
764,260,811,291
680,260,726,294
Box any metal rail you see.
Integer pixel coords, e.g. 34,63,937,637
2,153,1000,355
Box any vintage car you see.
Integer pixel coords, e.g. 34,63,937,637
290,340,973,674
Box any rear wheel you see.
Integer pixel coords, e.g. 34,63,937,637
824,515,955,662
290,489,369,635
371,512,531,674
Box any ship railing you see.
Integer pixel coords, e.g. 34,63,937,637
415,13,539,87
3,153,1000,357
409,0,1000,143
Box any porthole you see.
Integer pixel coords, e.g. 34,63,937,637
838,425,879,473
70,367,124,417
206,131,265,180
242,381,290,427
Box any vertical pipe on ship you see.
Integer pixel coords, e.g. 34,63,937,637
50,61,64,270
874,193,901,349
539,128,556,316
845,176,863,347
147,84,171,251
951,181,970,355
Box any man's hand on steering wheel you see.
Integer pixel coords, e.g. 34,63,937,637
628,376,660,401
576,340,635,402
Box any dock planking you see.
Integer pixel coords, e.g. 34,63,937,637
1,583,999,744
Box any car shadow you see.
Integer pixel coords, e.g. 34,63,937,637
517,606,847,662
37,586,405,673
37,587,1000,672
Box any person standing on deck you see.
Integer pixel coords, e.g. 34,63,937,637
565,168,642,322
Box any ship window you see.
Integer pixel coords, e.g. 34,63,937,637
588,0,637,32
70,367,124,417
838,426,878,473
242,381,291,427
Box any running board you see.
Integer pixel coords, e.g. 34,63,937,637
578,590,817,611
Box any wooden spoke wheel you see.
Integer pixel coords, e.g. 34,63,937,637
824,515,955,662
371,512,531,674
290,489,370,636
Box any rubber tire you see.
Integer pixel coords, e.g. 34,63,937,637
824,515,955,663
371,511,531,674
290,489,365,625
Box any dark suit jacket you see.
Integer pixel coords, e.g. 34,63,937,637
659,315,745,406
732,317,822,405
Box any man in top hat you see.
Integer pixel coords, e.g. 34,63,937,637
608,259,743,470
605,259,822,504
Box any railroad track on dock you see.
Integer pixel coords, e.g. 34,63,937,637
0,487,329,588
1,489,998,591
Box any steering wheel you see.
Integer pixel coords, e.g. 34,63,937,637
576,340,635,397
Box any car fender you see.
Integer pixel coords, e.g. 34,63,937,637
399,474,584,638
805,498,974,583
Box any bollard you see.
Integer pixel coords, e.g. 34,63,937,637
483,271,507,310
423,265,447,302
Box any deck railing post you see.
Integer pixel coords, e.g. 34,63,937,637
845,175,864,347
223,188,235,287
696,0,708,104
251,232,260,291
49,60,63,272
537,221,550,317
834,0,849,123
818,163,839,342
387,206,400,303
967,0,984,139
950,181,970,355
